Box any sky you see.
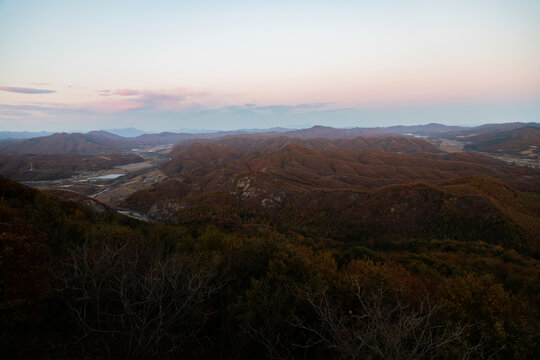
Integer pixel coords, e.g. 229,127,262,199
1,0,539,132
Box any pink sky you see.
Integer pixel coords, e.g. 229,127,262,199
1,0,539,131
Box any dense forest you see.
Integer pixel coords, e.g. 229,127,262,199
1,172,539,359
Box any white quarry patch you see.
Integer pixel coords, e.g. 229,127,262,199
235,176,260,199
261,192,285,209
261,198,274,208
148,200,186,220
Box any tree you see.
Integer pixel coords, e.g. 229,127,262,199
56,238,221,359
298,279,480,360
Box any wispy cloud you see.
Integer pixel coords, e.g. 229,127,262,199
1,95,334,119
97,89,112,96
222,103,332,114
90,88,201,113
97,89,140,97
0,86,56,94
0,86,353,131
0,104,55,111
0,109,29,117
115,89,139,96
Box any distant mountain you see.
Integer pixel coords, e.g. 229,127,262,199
174,128,220,134
462,124,540,155
103,127,146,138
134,132,197,145
0,133,130,155
86,130,129,140
0,131,218,155
262,124,468,139
3,122,538,155
0,131,54,140
173,127,291,134
276,125,381,138
468,122,532,134
382,123,467,136
237,127,291,133
437,122,534,140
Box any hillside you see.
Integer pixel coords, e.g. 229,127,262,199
149,138,538,198
2,162,540,359
125,139,540,251
171,135,442,153
163,135,442,174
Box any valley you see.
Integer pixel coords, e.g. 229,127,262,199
1,123,539,218
428,137,540,168
19,148,169,209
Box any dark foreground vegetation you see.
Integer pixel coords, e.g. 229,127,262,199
1,173,539,359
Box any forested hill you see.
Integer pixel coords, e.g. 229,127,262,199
1,173,540,359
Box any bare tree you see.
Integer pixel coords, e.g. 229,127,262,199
296,279,483,360
56,238,221,359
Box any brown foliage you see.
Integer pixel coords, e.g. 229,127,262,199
0,204,50,324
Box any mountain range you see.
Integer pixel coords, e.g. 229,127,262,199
1,122,538,155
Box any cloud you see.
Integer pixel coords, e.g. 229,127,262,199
52,88,192,115
0,103,58,111
115,89,139,96
97,89,112,96
222,103,332,114
0,86,56,94
0,109,30,117
0,88,334,122
97,89,141,97
0,86,351,131
296,103,332,109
